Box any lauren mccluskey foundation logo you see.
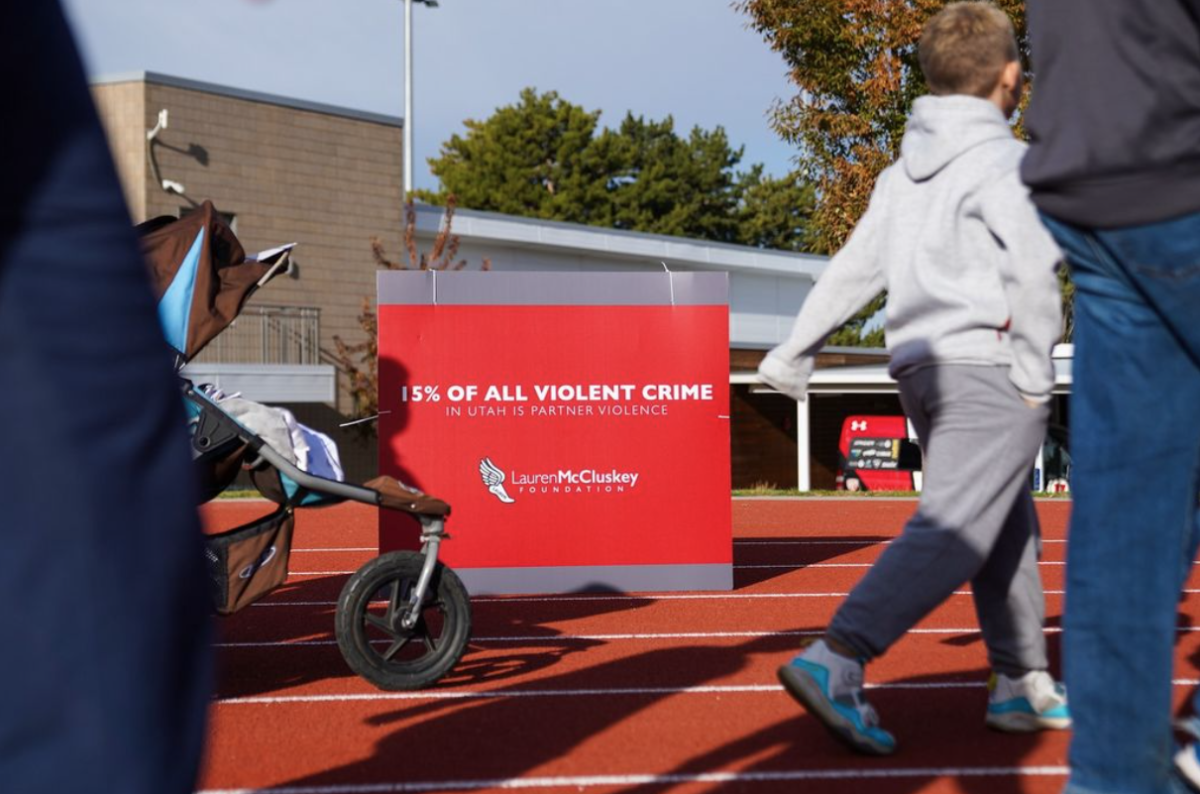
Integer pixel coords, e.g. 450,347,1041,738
478,456,640,501
479,457,516,503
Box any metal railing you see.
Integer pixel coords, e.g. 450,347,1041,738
193,305,321,365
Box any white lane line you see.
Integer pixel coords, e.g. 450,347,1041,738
289,541,890,553
216,681,1007,705
283,542,902,554
219,624,1200,649
464,628,1042,640
737,539,892,546
288,542,892,554
287,540,903,554
197,766,1071,793
213,624,1200,650
469,588,1071,602
230,633,824,649
251,587,1093,608
212,629,845,649
288,539,1068,553
737,561,1065,569
254,586,1200,609
220,682,990,704
218,684,788,704
284,560,1069,576
734,539,1066,546
214,679,1200,707
252,593,860,607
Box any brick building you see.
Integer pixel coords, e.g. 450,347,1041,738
93,70,405,400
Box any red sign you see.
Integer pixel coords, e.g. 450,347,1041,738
377,273,731,594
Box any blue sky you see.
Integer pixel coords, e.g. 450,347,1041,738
61,0,801,193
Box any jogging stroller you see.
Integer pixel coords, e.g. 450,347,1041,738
141,202,471,690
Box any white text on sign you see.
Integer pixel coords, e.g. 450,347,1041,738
400,383,715,404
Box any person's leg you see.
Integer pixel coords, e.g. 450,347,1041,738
0,3,211,793
1191,500,1200,735
774,379,937,757
1105,216,1200,757
828,365,1048,665
970,489,1071,732
971,488,1046,676
1041,213,1200,794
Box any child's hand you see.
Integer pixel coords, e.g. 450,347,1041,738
758,354,812,403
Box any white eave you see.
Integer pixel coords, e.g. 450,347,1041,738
412,204,825,280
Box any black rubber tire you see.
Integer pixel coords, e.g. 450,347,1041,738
335,551,471,690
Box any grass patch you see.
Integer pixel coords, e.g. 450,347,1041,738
733,488,918,498
214,488,260,499
213,485,1069,500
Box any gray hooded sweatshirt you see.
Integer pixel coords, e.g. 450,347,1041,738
759,95,1063,403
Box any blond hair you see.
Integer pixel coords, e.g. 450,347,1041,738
919,2,1018,98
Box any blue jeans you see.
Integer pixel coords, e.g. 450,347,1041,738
1041,213,1200,794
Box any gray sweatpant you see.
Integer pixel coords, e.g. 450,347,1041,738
827,364,1051,676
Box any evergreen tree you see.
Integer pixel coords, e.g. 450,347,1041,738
418,89,811,253
735,167,815,252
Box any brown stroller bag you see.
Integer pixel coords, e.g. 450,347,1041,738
204,506,295,616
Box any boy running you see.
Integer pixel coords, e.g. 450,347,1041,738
758,2,1068,756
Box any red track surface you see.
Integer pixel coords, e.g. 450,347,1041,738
195,499,1199,794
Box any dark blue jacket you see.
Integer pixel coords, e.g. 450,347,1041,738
1022,0,1200,227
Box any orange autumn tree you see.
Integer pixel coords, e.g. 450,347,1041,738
737,0,1029,345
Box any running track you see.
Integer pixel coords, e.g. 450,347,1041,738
196,498,1200,794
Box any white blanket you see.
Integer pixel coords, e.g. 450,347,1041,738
200,385,344,481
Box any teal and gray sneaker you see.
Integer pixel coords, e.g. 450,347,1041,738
1176,742,1200,792
985,670,1071,732
1173,716,1200,791
777,639,897,756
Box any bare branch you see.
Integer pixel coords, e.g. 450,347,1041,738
333,197,491,433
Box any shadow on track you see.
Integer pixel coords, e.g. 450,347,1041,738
734,535,895,589
214,530,886,698
268,629,812,790
268,625,1064,793
213,580,649,698
611,662,1064,794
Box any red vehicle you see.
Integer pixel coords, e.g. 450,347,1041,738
836,415,923,492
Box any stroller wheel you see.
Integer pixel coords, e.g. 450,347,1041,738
335,551,471,690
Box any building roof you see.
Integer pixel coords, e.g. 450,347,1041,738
411,203,828,280
91,71,405,129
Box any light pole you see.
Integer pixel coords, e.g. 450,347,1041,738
403,0,438,200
